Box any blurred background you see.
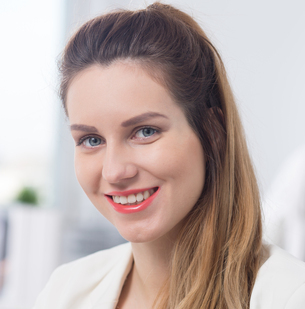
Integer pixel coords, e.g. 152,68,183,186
0,0,304,308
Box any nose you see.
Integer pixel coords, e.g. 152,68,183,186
102,143,138,184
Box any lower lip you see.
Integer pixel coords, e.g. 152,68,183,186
105,187,160,214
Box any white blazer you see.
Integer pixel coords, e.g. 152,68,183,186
33,242,305,309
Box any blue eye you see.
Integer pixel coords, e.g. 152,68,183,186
135,127,157,138
82,137,102,147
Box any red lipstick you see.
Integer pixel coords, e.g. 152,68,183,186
105,187,160,214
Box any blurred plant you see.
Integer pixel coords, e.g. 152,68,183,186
15,187,39,206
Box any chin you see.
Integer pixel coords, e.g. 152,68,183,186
114,224,168,244
115,217,184,245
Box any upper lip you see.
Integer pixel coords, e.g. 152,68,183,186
105,187,158,196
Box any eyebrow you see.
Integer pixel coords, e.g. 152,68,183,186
70,112,168,132
70,124,98,132
121,112,168,127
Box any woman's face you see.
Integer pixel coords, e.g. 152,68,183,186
67,62,205,243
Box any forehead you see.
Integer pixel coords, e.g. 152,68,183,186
66,62,183,124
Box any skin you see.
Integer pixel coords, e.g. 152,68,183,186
67,62,205,308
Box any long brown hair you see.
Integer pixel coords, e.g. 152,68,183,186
59,2,262,308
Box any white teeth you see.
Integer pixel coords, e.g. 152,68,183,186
136,192,144,202
119,196,128,204
143,190,150,200
127,194,136,203
111,189,156,205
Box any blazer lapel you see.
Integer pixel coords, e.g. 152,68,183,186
90,243,133,309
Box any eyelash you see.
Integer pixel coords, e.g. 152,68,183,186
132,126,159,139
76,126,160,147
76,135,102,147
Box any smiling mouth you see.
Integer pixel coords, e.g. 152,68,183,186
108,188,158,206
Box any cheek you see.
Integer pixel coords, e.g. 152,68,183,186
74,154,102,194
138,134,205,197
171,139,205,201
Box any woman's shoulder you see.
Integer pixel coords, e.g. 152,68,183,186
33,242,133,309
59,241,132,274
260,243,305,278
47,241,132,283
250,242,305,309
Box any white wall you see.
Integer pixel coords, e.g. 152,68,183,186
0,0,63,205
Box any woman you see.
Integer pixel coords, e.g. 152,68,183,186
34,2,305,309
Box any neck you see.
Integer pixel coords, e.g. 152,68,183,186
134,237,174,304
133,236,174,281
120,234,176,309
